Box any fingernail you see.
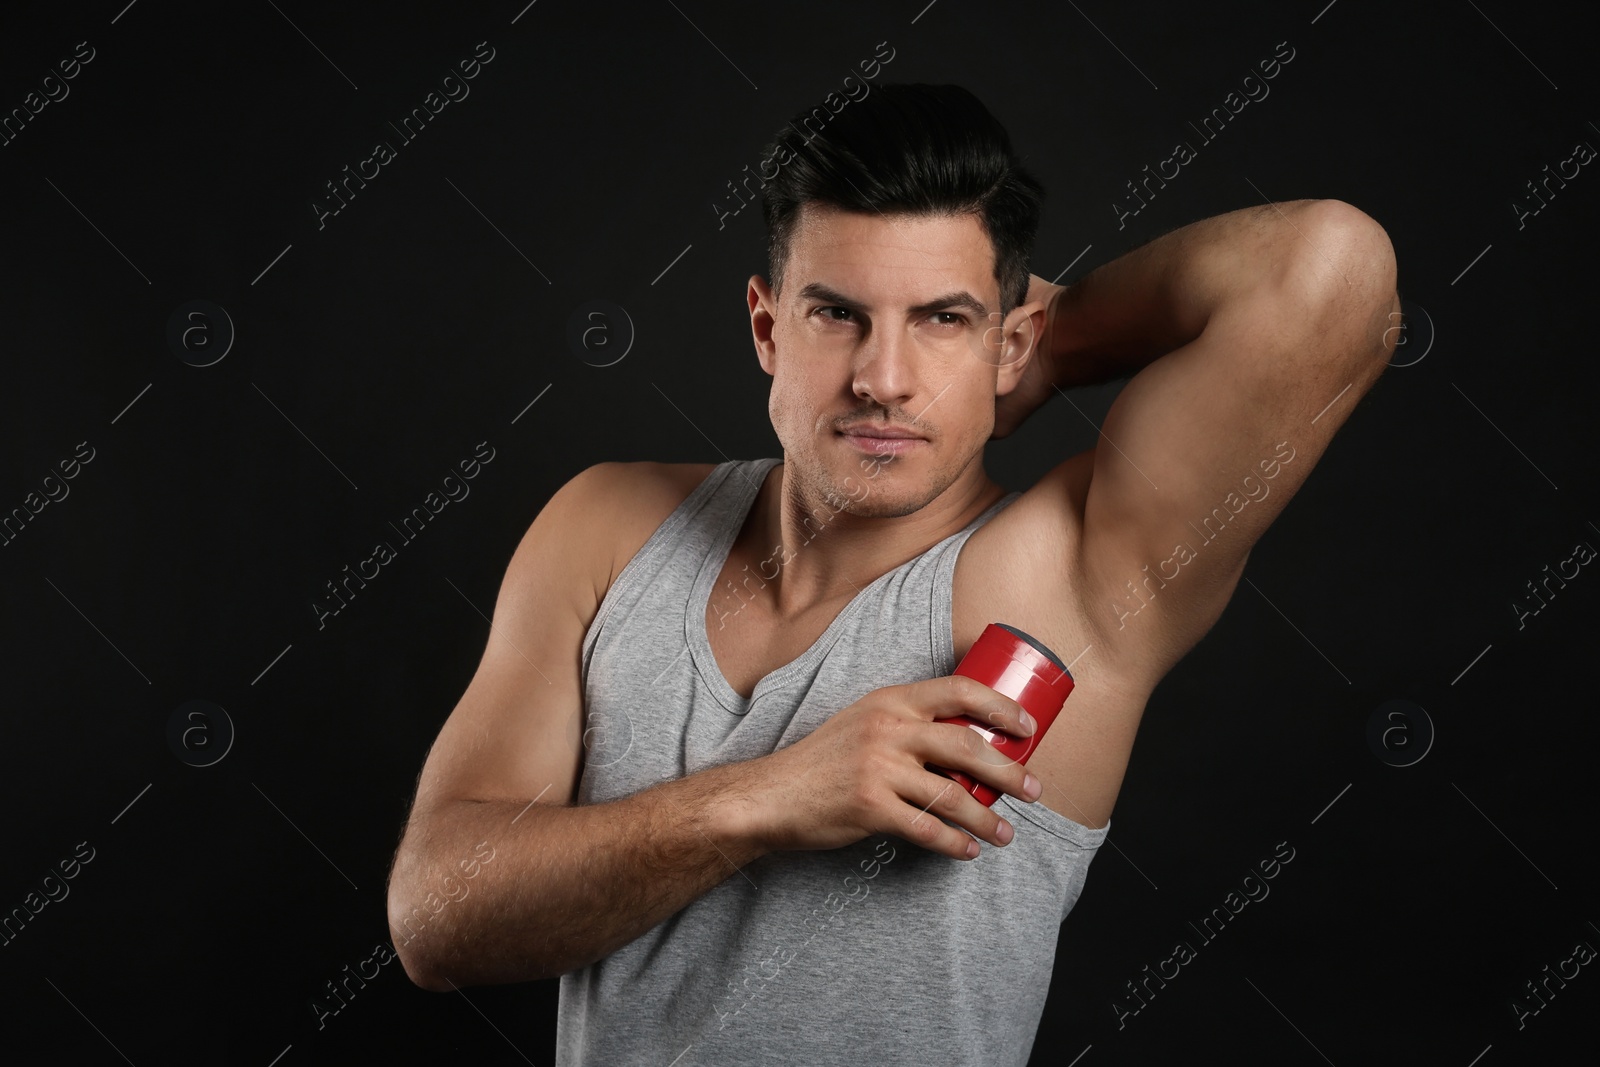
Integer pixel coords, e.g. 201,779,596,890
1023,773,1041,800
996,819,1014,844
1020,710,1037,735
965,839,980,859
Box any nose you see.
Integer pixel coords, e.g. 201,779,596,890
850,322,917,408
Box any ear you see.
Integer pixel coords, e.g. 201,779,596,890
748,275,778,375
992,289,1054,398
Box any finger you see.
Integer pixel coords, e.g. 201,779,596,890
956,675,1037,741
906,674,1037,740
921,720,1040,802
895,765,1015,856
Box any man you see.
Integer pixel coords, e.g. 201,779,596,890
385,83,1398,1064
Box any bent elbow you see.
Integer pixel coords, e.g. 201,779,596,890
386,878,453,992
1301,199,1398,304
392,934,454,991
388,923,454,993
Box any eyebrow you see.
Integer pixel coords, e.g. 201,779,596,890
795,282,989,318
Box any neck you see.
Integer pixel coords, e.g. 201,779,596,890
744,457,1005,614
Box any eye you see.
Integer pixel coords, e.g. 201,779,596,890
931,312,966,327
814,306,855,323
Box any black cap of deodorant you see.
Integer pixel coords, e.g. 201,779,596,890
995,622,1070,675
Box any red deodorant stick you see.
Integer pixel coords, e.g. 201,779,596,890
933,622,1074,807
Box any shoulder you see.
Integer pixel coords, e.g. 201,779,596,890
497,461,719,634
559,460,720,591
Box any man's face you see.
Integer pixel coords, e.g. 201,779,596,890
748,203,1031,519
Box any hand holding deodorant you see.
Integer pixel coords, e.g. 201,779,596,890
932,622,1073,807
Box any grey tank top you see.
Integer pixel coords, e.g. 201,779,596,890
558,457,1109,1067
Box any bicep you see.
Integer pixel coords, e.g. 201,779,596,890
410,466,614,820
1076,202,1398,665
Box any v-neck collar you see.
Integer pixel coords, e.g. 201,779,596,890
684,458,1012,715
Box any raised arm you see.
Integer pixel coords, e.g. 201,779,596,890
1015,198,1399,675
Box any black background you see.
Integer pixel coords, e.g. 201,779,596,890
2,1,1596,1063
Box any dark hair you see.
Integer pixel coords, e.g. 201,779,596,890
757,83,1044,318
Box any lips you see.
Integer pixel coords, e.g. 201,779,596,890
836,423,926,441
836,423,928,458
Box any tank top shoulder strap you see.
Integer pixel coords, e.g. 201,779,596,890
582,458,778,658
928,488,1023,674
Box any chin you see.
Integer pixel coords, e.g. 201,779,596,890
821,464,938,519
827,491,926,520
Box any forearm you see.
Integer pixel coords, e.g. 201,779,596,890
1047,198,1323,389
388,758,771,990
